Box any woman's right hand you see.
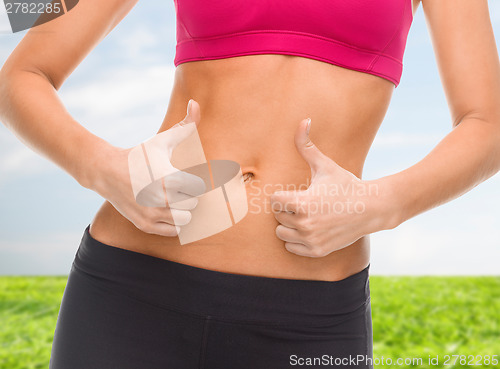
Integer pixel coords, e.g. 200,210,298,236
90,99,206,237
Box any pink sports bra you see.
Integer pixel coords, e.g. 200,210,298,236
173,0,413,87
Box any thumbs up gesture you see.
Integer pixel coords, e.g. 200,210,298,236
270,118,395,257
92,99,206,237
128,99,206,208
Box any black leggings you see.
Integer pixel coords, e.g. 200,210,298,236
50,225,373,369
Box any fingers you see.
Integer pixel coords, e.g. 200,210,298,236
275,225,315,257
169,208,193,226
162,170,205,210
131,204,194,238
272,209,297,229
168,196,198,210
270,190,306,214
164,170,206,198
153,207,192,226
143,206,193,228
276,225,328,258
275,224,302,243
284,242,316,257
144,222,181,238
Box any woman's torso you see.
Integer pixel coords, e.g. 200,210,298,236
89,53,396,282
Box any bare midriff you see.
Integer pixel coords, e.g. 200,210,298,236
89,54,395,282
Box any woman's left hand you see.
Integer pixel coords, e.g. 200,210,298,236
270,118,399,257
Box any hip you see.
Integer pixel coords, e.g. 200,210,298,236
89,196,371,282
50,226,373,368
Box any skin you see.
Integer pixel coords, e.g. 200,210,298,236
1,0,500,282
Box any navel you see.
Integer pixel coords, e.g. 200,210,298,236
242,171,255,183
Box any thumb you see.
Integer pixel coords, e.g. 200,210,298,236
180,99,201,127
168,99,201,147
294,118,331,176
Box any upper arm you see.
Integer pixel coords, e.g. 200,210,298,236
1,0,138,90
421,0,500,127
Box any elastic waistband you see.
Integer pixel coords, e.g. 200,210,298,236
72,225,370,326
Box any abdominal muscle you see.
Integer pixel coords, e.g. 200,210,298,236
89,54,395,282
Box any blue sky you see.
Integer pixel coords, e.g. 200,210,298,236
0,1,499,275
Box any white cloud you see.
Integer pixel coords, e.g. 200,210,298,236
60,65,175,116
0,61,177,183
116,26,164,61
57,64,177,147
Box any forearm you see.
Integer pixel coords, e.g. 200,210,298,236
0,70,115,189
381,116,500,228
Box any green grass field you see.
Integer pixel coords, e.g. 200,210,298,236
1,276,499,368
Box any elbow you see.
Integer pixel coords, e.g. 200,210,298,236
455,109,500,137
0,66,22,125
494,124,500,172
0,67,13,124
0,64,57,125
483,115,500,173
454,110,500,164
0,60,21,121
485,112,500,149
